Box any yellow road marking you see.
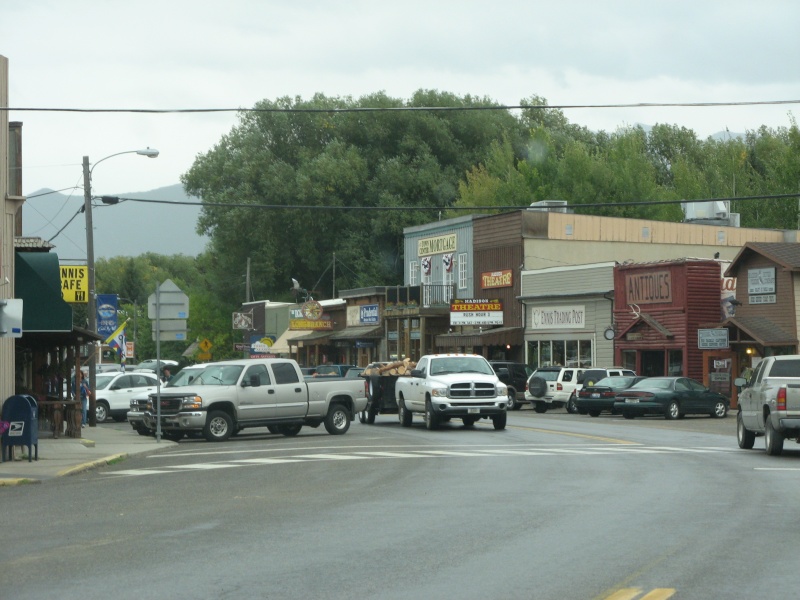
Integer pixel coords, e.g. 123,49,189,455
641,589,676,600
602,589,676,600
509,424,639,445
604,589,642,600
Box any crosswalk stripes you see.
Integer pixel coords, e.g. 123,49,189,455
103,444,733,478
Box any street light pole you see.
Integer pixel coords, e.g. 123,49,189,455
83,148,158,426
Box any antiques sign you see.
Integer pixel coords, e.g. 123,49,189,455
625,270,672,305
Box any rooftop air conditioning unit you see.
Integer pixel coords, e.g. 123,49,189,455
528,200,569,213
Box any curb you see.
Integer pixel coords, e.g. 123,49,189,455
56,453,129,477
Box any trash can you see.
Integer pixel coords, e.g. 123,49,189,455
1,394,39,462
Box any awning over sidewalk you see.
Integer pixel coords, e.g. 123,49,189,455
270,329,314,354
15,251,73,333
329,325,383,340
722,316,798,346
435,326,523,348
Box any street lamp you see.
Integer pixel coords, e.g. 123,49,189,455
83,148,158,425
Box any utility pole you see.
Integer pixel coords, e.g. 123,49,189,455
83,156,97,426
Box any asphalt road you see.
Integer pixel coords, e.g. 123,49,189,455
2,409,798,600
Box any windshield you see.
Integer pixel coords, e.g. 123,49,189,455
95,374,115,390
196,365,244,386
632,377,673,390
533,369,560,381
429,356,494,376
167,368,205,388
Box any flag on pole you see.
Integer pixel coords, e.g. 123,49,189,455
104,318,130,365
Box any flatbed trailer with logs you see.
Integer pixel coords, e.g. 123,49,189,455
358,359,416,424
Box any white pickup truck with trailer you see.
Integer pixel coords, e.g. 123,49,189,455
142,358,367,442
736,355,800,455
394,353,509,430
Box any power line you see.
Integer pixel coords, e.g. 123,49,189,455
99,192,800,212
3,99,800,115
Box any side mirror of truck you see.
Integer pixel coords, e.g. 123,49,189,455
410,368,424,378
733,377,747,388
242,374,261,388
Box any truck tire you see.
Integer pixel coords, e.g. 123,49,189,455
398,399,413,427
324,404,351,435
267,425,280,434
765,418,784,456
533,401,547,414
161,430,184,442
424,400,440,430
566,395,578,414
462,416,477,427
492,412,507,430
203,410,233,442
506,388,517,411
737,412,755,449
279,424,302,436
368,377,383,403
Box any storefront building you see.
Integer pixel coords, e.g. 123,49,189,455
520,263,616,368
612,258,722,381
332,287,387,366
722,242,800,372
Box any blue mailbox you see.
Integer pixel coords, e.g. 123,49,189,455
1,394,39,462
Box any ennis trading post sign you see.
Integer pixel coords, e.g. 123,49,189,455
625,270,672,305
60,264,88,303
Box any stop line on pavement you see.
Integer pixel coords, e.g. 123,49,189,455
103,444,733,478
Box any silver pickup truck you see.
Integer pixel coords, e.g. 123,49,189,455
142,358,367,442
736,355,800,455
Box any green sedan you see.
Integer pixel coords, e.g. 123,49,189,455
613,376,729,420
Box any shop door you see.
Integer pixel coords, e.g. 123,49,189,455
703,351,738,409
641,351,665,377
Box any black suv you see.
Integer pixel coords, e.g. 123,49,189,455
490,361,533,410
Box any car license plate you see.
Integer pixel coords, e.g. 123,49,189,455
591,393,600,398
468,408,480,414
625,398,639,403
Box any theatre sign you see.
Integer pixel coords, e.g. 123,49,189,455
450,299,503,326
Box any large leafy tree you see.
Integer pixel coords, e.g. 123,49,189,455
182,90,525,303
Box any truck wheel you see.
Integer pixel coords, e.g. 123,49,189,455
134,425,153,437
492,412,507,430
665,401,681,420
161,430,184,442
279,424,303,436
368,377,382,402
765,418,784,456
424,400,440,430
737,412,755,449
398,399,413,427
95,401,110,423
506,389,517,411
533,401,547,414
325,404,351,435
462,417,477,427
588,410,600,417
267,425,280,434
711,401,728,418
203,410,233,442
622,411,635,420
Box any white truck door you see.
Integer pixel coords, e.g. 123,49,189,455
270,362,308,418
238,363,276,420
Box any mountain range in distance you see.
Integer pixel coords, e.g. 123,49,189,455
22,184,208,260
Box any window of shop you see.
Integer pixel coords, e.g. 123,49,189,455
527,339,594,368
458,253,468,289
621,350,636,372
668,349,683,375
409,261,419,286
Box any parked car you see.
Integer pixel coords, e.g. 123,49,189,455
575,375,648,416
613,376,729,420
526,366,584,413
490,361,533,410
300,367,317,377
568,367,638,413
94,371,160,423
133,359,179,374
314,364,357,377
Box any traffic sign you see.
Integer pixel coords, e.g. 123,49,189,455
199,338,212,352
233,343,249,351
148,279,189,319
197,352,212,361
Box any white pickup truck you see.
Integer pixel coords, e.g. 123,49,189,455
142,358,367,442
736,355,800,455
394,354,508,430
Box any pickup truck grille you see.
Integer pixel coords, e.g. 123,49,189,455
148,394,184,415
449,382,497,399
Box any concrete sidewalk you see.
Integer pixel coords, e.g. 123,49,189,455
0,422,175,485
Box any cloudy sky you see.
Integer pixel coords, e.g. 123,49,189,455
4,0,799,200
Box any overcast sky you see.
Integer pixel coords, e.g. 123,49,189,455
4,0,799,200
